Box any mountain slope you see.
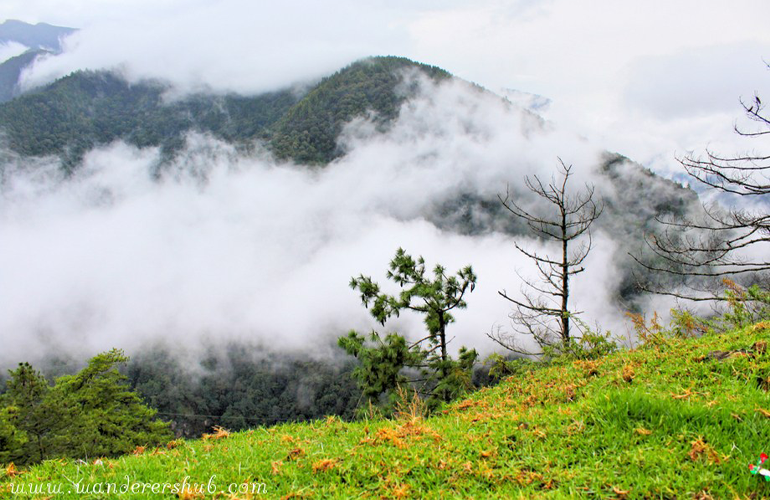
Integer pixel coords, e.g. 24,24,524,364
0,20,77,103
0,49,46,103
271,56,451,164
0,70,301,169
0,20,75,51
5,322,770,498
0,56,450,166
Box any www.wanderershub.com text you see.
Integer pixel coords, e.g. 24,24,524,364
9,475,267,496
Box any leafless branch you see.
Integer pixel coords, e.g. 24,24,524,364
489,159,602,354
632,81,770,300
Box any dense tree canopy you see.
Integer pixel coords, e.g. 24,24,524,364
0,56,450,169
0,349,171,465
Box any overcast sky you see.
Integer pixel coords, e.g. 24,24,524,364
3,0,770,176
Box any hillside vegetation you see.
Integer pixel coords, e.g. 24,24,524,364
0,71,300,169
4,320,770,498
0,56,449,168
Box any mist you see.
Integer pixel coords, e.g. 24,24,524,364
0,41,28,63
17,0,420,96
0,75,666,367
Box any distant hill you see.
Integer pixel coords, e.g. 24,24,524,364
0,20,76,103
0,49,47,102
0,19,75,51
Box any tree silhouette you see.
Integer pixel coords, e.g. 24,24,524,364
488,160,602,355
632,79,770,300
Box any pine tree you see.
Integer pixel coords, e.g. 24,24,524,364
342,248,478,411
338,331,423,413
2,362,65,464
52,349,172,459
0,406,27,464
0,349,172,464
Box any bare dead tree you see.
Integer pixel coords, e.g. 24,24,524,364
631,85,770,301
487,159,603,355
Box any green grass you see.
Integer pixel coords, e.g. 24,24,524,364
4,322,770,499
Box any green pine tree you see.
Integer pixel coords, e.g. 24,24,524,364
338,330,423,414
1,362,65,464
52,349,173,459
342,248,478,412
0,349,172,465
0,406,27,465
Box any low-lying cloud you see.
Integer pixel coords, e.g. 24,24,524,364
18,0,422,95
1,77,655,367
0,41,28,63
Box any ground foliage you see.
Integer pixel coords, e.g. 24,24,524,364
5,311,770,497
0,349,171,466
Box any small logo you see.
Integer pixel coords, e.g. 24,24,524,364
749,453,770,481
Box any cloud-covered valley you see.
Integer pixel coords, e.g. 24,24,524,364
0,76,635,367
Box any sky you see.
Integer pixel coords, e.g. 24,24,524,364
3,0,770,176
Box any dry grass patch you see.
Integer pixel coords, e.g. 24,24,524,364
202,426,230,440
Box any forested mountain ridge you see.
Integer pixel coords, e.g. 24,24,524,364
0,70,301,169
0,56,451,167
270,56,451,163
0,53,695,227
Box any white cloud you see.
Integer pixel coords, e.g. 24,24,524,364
18,0,421,95
623,43,770,120
0,41,28,63
403,0,770,178
0,77,634,365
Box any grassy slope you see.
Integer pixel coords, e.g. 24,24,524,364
4,323,770,499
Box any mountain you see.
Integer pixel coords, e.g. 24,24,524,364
0,56,450,166
0,49,47,102
270,56,450,164
502,88,552,112
0,70,301,168
0,56,697,299
0,19,75,51
0,20,76,104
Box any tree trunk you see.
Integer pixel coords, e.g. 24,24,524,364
439,312,447,364
561,213,570,343
37,433,45,463
438,312,450,402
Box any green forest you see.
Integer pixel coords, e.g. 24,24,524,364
0,56,449,168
